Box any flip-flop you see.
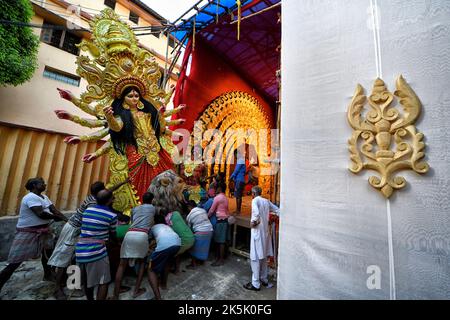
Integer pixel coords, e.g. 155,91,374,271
261,281,274,288
69,289,85,298
119,286,131,293
132,288,146,298
243,282,260,291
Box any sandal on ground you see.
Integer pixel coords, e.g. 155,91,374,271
261,281,274,288
119,286,131,294
243,282,260,291
132,288,146,298
69,289,85,298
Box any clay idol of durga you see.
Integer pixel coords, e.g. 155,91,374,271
54,8,186,214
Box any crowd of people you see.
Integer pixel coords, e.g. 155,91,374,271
0,170,279,300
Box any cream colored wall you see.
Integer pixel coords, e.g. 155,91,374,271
31,14,44,36
0,40,93,136
114,1,130,18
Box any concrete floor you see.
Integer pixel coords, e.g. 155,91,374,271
0,254,276,300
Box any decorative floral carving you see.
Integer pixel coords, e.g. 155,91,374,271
347,76,429,198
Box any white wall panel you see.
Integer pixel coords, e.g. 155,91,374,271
378,0,450,299
279,0,450,299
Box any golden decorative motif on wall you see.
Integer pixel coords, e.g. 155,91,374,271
347,76,429,198
188,91,275,197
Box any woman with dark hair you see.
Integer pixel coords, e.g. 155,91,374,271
102,85,176,201
208,182,231,266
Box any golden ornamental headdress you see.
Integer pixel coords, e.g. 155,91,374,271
75,8,166,110
112,75,147,99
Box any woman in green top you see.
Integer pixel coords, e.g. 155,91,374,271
164,210,194,274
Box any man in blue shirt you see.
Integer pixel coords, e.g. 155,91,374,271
230,149,247,214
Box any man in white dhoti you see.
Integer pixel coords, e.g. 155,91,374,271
243,186,280,291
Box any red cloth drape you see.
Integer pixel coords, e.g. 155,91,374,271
126,145,174,202
171,38,193,127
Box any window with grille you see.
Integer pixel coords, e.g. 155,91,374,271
62,32,80,55
43,66,80,87
129,11,139,24
104,0,116,9
40,24,62,47
40,21,81,55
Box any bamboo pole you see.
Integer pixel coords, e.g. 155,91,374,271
230,2,281,24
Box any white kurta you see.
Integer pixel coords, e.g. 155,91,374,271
250,196,280,261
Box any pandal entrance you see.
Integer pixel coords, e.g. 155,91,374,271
186,91,280,259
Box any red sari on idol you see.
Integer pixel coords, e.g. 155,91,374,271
124,109,174,202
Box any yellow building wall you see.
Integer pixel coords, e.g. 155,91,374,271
0,124,110,216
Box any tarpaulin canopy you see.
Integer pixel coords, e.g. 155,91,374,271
171,0,252,43
172,0,281,105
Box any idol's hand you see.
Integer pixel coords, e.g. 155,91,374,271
57,88,75,101
82,153,97,163
103,106,114,117
54,109,72,120
64,136,81,145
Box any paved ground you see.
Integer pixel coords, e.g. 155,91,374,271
0,254,276,300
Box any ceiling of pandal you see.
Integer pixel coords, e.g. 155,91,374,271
174,0,281,105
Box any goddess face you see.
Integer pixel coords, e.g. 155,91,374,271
124,89,140,108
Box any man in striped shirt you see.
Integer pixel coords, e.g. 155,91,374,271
76,189,117,300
